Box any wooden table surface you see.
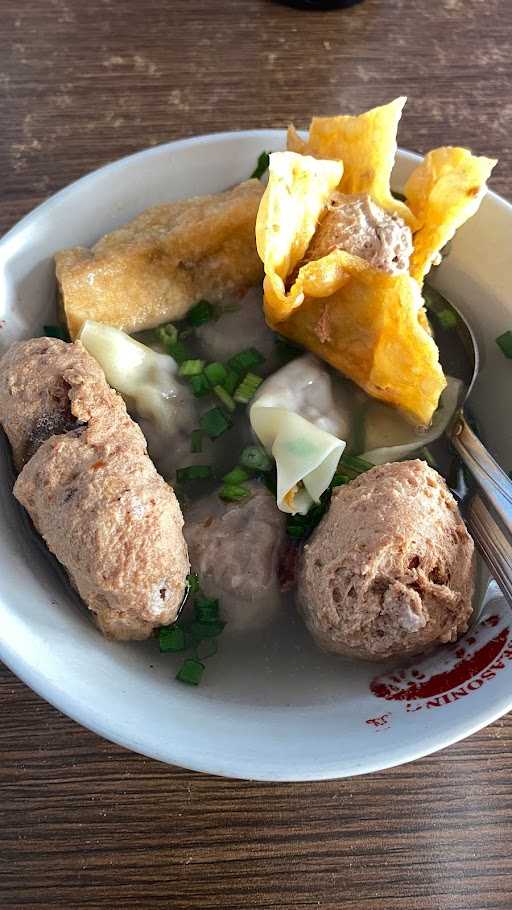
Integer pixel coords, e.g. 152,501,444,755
1,1,512,907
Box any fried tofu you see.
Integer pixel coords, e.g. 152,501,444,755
56,179,264,339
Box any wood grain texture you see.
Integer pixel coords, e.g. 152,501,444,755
1,1,512,908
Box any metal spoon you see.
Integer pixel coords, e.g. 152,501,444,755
424,285,512,605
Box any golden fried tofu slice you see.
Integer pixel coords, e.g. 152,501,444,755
56,179,264,339
287,97,415,228
404,147,497,283
257,152,446,426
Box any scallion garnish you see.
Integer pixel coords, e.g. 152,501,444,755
186,573,201,595
43,324,69,341
200,407,233,439
250,151,270,180
496,330,512,359
194,597,220,623
338,453,373,479
176,657,205,685
234,372,263,404
159,625,187,653
239,445,272,472
191,429,203,453
187,300,215,326
204,362,228,386
176,465,213,483
227,347,265,374
437,308,457,330
213,385,236,412
330,472,349,488
179,359,205,377
157,324,188,364
219,483,250,502
223,368,240,396
222,466,251,485
189,374,211,397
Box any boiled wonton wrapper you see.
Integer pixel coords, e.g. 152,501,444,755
404,147,497,283
250,404,345,515
256,152,446,426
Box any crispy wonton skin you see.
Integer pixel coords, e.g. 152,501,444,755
56,179,264,339
404,147,497,283
287,97,415,228
257,152,446,426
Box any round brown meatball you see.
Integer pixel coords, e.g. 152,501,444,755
184,483,286,633
297,460,475,661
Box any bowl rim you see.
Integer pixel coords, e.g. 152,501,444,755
1,129,511,781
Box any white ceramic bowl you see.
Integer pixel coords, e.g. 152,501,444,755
1,131,511,781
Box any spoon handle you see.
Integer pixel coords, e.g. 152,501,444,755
451,413,512,536
466,495,512,606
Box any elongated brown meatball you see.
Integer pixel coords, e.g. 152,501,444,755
298,460,475,661
0,338,189,640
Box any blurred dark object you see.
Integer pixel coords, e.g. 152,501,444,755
273,0,364,8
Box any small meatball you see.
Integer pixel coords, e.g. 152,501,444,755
298,460,475,661
305,192,413,274
184,483,286,633
1,338,189,640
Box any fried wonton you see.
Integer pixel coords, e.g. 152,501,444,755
56,179,264,339
404,147,497,283
256,152,446,426
287,97,415,228
259,99,496,424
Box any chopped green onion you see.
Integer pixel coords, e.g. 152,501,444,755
227,347,265,374
213,385,236,412
176,657,205,685
222,466,251,485
157,324,188,364
176,465,213,483
189,374,211,397
223,368,240,396
186,573,200,595
159,625,187,653
194,597,220,623
179,359,205,377
200,407,233,439
338,453,373,479
204,362,228,386
187,300,215,326
496,330,512,359
43,324,69,341
191,429,203,453
250,151,270,180
239,445,273,472
234,372,263,404
157,323,178,345
330,472,349,488
437,308,457,330
219,483,250,502
189,619,225,640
